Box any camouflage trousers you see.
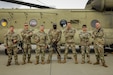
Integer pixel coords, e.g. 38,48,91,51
35,45,46,61
7,46,18,63
94,44,105,63
22,43,31,61
47,45,61,61
81,45,90,62
64,43,77,59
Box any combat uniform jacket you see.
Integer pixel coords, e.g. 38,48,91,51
4,31,20,47
92,28,104,46
21,29,33,44
79,31,91,46
48,29,62,44
34,31,48,46
63,28,76,43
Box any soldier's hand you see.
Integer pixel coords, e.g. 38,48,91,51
13,40,17,43
29,32,33,36
45,45,48,49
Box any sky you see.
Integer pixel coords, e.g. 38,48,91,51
0,0,88,9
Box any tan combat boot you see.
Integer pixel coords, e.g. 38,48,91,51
35,60,39,65
93,60,100,65
75,57,78,64
57,55,61,63
35,61,39,65
62,58,66,63
15,61,20,65
58,59,61,63
35,57,39,65
102,63,108,67
87,60,92,64
6,61,11,66
27,58,32,63
41,60,45,64
22,60,26,65
47,60,50,64
81,61,85,64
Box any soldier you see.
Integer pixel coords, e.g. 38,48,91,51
47,24,62,64
4,25,20,66
79,25,92,64
34,25,48,65
21,23,33,65
92,22,108,67
62,22,78,64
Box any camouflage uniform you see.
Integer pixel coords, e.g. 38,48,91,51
34,31,48,65
4,31,20,66
79,31,92,64
47,29,62,63
21,29,33,64
92,28,108,67
63,28,78,64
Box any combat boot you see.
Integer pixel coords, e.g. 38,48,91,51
27,58,32,63
22,60,26,65
62,58,66,63
87,60,92,64
47,60,50,64
81,61,85,64
41,60,45,64
57,55,61,63
6,61,11,66
15,62,20,65
87,55,92,64
102,63,108,67
35,61,39,65
93,61,100,65
58,59,61,63
35,57,39,65
74,56,78,64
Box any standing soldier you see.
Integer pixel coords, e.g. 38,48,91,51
34,25,48,65
79,25,92,64
92,22,108,67
4,25,20,66
62,22,78,64
21,23,33,65
47,24,62,64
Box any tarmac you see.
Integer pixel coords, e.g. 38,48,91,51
0,51,113,75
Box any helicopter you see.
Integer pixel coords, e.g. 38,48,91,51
0,0,113,55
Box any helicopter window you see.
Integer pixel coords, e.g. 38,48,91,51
60,19,67,27
0,19,8,27
91,19,99,28
70,20,79,24
29,19,37,27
